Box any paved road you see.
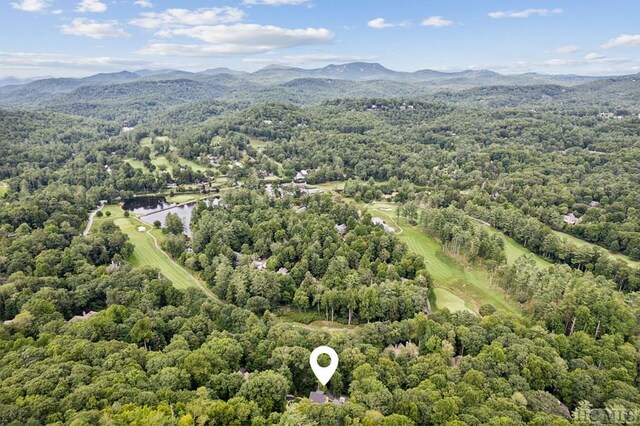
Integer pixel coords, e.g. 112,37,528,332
82,201,105,236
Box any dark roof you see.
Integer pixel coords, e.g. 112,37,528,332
309,390,328,403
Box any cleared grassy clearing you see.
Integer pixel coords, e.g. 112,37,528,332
249,138,285,176
313,181,347,191
140,137,216,175
365,202,521,315
92,205,199,290
482,226,551,268
433,288,474,314
552,229,640,268
124,158,149,173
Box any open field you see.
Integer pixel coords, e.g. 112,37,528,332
433,288,474,314
365,202,522,315
249,138,269,151
92,205,200,290
552,229,640,268
123,158,149,173
482,226,551,268
249,138,284,176
140,137,216,175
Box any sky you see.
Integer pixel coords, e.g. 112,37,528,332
1,0,640,78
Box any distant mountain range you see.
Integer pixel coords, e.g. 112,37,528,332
0,62,637,121
0,62,607,89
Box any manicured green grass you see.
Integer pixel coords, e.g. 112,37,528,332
482,226,551,268
165,193,208,204
433,288,474,313
365,202,521,315
249,138,284,176
552,230,640,268
116,217,198,290
249,138,269,151
124,158,149,173
93,205,199,290
140,137,216,175
313,181,347,191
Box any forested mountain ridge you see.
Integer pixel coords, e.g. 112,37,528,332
1,67,640,424
0,64,636,125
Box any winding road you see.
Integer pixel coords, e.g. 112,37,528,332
82,201,105,236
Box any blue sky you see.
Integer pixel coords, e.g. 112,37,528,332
1,0,639,77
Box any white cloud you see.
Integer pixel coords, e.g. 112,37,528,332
10,0,48,12
421,16,454,27
76,0,107,13
134,0,153,7
584,52,605,61
130,7,244,29
0,51,151,70
367,18,411,29
543,53,627,67
60,18,130,39
137,43,274,56
368,18,392,29
488,8,562,19
243,0,311,5
244,53,379,65
156,24,333,45
554,45,580,54
138,24,333,57
602,34,640,49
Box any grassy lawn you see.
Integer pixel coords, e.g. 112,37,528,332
552,230,640,268
433,288,475,314
124,158,149,173
365,202,522,315
165,193,211,204
92,205,199,290
249,138,269,151
249,138,284,176
140,137,216,175
483,227,551,268
313,181,347,191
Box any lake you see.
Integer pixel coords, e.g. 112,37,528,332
122,196,219,237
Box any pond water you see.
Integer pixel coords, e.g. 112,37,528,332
123,196,219,237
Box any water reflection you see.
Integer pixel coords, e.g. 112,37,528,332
123,196,219,237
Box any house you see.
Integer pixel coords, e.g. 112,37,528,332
294,170,309,182
69,311,98,323
236,369,250,381
252,259,268,271
598,112,615,119
385,341,418,356
372,217,395,233
107,260,121,272
309,390,348,405
335,224,347,235
277,267,289,275
333,397,348,405
309,391,329,404
589,200,600,207
563,213,582,225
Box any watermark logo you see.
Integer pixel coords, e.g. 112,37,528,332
574,407,639,424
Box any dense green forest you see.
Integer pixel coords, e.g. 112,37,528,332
1,67,640,425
